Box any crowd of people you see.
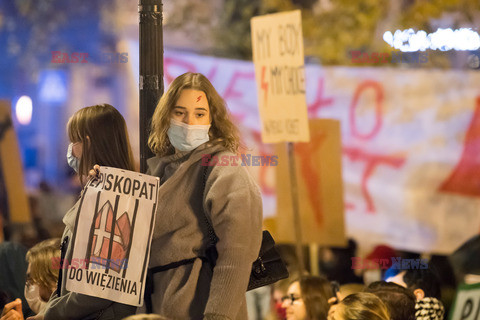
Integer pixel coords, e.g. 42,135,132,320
0,72,477,320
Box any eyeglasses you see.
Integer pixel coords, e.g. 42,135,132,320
281,294,302,305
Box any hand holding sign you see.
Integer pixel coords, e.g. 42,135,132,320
251,10,310,143
66,167,159,307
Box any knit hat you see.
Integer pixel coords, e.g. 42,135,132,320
415,297,445,320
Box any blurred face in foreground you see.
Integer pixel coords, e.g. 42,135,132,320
282,281,307,320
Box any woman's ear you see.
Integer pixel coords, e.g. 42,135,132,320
413,288,425,301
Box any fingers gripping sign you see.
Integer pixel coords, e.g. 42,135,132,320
88,164,100,179
1,299,24,320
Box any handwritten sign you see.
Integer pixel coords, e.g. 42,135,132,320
66,167,159,306
251,10,310,143
275,119,346,245
449,282,480,320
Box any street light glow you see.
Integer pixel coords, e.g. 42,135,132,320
15,95,32,125
383,28,480,52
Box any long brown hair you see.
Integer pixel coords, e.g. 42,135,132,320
148,72,241,156
298,275,333,320
67,104,135,183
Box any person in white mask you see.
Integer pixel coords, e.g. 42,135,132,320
1,239,60,320
24,239,61,315
28,104,137,320
143,72,263,319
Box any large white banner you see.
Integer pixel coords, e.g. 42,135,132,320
66,167,159,306
161,49,480,254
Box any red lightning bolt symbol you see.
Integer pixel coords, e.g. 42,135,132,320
196,96,202,102
261,66,268,105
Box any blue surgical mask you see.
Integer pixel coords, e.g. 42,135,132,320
167,118,211,152
67,143,79,173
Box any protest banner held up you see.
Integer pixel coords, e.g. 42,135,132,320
66,167,159,307
251,9,312,272
275,119,346,246
251,10,310,143
449,282,480,320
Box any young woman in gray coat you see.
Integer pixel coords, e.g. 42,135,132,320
145,72,263,319
28,104,137,320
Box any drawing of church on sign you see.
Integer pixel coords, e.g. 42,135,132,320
86,200,132,274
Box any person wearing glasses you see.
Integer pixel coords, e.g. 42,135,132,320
281,275,335,320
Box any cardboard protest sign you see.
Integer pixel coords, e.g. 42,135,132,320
66,167,159,306
449,282,480,320
274,119,346,246
0,100,30,223
251,10,310,143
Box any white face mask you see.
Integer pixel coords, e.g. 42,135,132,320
66,143,79,173
24,284,47,314
167,118,211,152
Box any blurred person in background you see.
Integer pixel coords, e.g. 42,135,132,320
362,245,397,285
246,286,272,320
319,239,363,285
24,238,61,315
0,213,32,317
428,255,456,315
450,234,480,285
364,281,416,320
1,238,60,320
327,292,390,320
122,314,168,320
336,283,364,301
28,104,137,320
281,275,334,320
385,267,445,320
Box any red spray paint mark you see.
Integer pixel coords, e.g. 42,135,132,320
196,96,202,102
439,97,480,197
307,78,334,117
343,147,406,213
260,66,268,105
349,80,384,140
251,131,275,196
164,57,197,83
295,132,327,227
223,71,255,100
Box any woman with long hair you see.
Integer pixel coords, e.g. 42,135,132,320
145,72,263,319
281,275,334,320
29,104,136,320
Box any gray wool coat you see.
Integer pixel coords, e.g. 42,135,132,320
145,141,263,320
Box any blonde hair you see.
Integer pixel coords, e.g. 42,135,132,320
122,314,168,320
67,104,135,183
26,238,61,291
148,72,241,156
337,292,390,320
